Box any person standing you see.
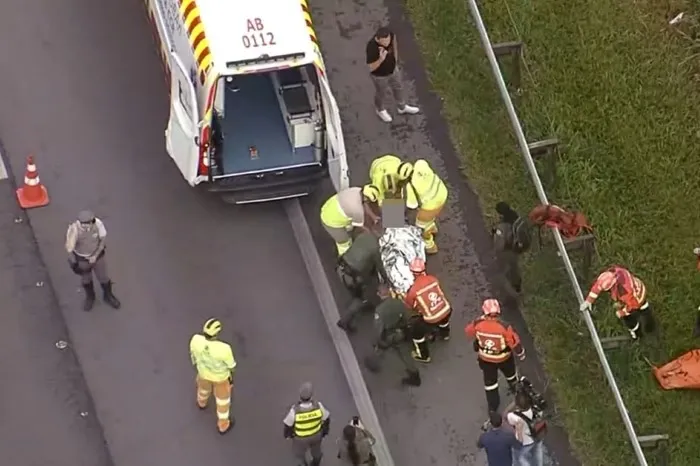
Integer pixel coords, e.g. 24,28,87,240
366,27,419,123
65,210,121,311
507,392,544,466
189,318,236,434
401,160,448,254
337,417,377,465
284,382,331,466
477,411,522,466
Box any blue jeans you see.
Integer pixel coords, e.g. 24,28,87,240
516,441,543,466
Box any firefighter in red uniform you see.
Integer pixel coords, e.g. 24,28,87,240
465,299,524,413
404,258,451,363
579,265,656,340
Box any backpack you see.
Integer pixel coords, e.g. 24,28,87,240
513,411,548,442
511,216,532,253
527,204,592,239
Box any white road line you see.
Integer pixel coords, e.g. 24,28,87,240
285,199,395,466
0,150,8,180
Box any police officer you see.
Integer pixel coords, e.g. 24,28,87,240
336,231,386,333
492,202,531,297
364,284,421,386
65,210,121,311
283,382,331,466
190,318,236,434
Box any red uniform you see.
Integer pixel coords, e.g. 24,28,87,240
585,266,647,318
404,274,451,324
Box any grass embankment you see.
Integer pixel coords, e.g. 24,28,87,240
404,0,700,464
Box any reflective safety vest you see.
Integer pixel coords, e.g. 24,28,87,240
464,317,523,363
189,334,236,382
320,188,362,229
404,160,447,210
585,266,647,317
369,155,402,201
293,401,324,437
404,274,451,324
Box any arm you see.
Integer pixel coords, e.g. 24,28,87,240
224,345,237,379
476,433,484,449
65,223,78,256
464,320,476,339
366,43,386,73
505,325,525,359
318,402,331,436
189,337,198,366
283,406,296,438
584,274,604,305
392,34,398,62
90,218,107,261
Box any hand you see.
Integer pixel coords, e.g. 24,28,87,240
379,48,388,59
579,301,592,312
694,247,700,256
88,255,97,264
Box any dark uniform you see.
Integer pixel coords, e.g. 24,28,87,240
492,202,529,297
337,232,385,332
364,293,421,386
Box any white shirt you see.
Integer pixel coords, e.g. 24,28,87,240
507,408,535,445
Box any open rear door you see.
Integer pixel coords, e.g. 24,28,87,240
318,72,350,192
166,51,201,186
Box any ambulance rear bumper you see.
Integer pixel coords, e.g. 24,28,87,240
206,164,327,204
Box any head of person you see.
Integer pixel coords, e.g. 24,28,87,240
77,210,96,231
489,411,503,428
409,258,426,276
481,299,501,319
299,382,314,402
362,184,381,205
343,424,357,442
495,201,519,224
374,27,392,47
597,270,618,291
515,391,532,411
202,318,222,340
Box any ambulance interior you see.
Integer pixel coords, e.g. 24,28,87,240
210,64,325,177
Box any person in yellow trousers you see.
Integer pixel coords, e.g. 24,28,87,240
320,185,382,256
189,318,236,434
368,154,413,203
402,159,448,254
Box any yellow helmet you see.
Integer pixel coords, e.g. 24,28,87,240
397,162,414,181
202,318,222,337
362,184,381,203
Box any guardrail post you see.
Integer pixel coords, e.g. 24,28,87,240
638,434,670,466
599,335,630,350
562,233,596,280
528,138,560,190
492,41,523,90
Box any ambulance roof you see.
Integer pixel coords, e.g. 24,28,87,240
197,0,316,73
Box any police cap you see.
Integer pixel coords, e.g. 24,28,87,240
78,210,96,224
299,382,313,401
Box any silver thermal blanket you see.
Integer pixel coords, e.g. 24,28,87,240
378,226,426,295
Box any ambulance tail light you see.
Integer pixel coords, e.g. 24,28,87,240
198,126,211,176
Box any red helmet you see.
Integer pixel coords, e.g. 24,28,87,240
409,258,426,274
597,271,617,291
482,299,501,316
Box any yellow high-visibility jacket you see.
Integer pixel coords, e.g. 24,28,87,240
404,159,448,210
369,155,402,202
189,334,236,382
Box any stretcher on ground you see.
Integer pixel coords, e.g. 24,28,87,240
378,226,426,296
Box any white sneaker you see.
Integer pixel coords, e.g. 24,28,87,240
397,104,420,115
376,109,392,122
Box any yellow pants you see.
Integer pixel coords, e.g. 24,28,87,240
416,203,445,254
196,375,232,432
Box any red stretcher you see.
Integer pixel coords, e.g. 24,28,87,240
653,349,700,390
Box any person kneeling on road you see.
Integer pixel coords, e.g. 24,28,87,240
336,231,386,333
404,258,452,363
465,299,525,413
364,285,421,386
320,185,382,257
283,382,331,466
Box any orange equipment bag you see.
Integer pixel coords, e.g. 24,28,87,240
653,349,700,390
528,204,592,239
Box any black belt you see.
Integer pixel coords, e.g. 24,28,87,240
74,249,106,262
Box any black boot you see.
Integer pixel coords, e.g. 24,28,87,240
411,339,431,363
82,282,96,311
101,281,121,309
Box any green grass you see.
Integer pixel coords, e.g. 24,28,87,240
403,0,700,464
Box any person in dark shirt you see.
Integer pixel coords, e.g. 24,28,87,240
365,26,419,123
477,411,522,466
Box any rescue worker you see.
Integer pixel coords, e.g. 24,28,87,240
401,159,448,254
283,382,331,466
492,202,531,297
65,210,121,311
465,299,525,413
320,185,381,256
189,318,236,434
365,284,421,386
336,231,386,333
368,154,413,204
579,266,656,341
404,258,452,363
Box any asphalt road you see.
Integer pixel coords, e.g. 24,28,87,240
0,1,356,465
0,0,581,466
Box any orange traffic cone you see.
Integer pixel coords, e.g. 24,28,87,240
16,155,50,209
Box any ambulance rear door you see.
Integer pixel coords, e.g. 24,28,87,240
166,51,201,186
318,71,349,192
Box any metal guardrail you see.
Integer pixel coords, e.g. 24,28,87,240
465,1,662,464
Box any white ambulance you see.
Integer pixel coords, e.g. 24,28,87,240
145,0,349,203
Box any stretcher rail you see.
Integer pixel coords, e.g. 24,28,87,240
465,1,650,464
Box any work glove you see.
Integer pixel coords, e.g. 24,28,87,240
579,301,592,312
693,247,700,256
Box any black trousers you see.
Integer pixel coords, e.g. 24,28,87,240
408,312,451,360
478,356,518,412
621,303,656,339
